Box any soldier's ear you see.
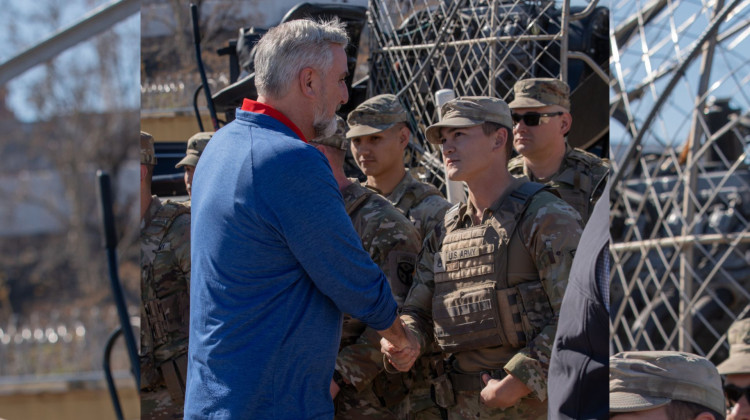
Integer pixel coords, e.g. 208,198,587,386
398,124,410,148
560,112,572,134
140,165,148,183
491,127,507,150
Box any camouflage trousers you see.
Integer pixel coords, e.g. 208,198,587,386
335,367,442,420
140,386,184,420
447,390,547,420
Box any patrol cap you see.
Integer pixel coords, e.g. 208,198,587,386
175,132,214,168
346,94,407,138
141,131,157,165
717,318,750,375
309,116,349,150
609,351,725,414
425,96,512,144
508,78,570,110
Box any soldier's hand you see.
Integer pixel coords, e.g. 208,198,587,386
330,379,340,399
379,319,420,372
479,372,532,409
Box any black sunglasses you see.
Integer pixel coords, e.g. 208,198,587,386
724,383,750,404
511,111,563,126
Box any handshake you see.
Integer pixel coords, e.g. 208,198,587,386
378,317,421,372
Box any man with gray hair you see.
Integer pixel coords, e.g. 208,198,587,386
610,351,726,420
185,19,417,418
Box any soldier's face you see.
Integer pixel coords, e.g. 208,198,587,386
439,124,496,183
609,406,669,420
184,165,196,197
512,105,566,160
350,124,408,179
726,373,750,420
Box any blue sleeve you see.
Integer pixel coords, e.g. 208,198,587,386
257,145,397,331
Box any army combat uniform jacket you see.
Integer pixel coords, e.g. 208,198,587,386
368,170,452,241
400,177,582,419
335,182,421,418
140,196,191,418
508,143,609,224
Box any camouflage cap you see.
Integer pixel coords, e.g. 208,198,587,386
175,132,214,168
508,78,570,110
609,351,725,414
346,94,407,138
425,96,512,144
717,318,750,375
141,131,157,165
309,115,349,150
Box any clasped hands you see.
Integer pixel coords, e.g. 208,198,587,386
379,318,420,372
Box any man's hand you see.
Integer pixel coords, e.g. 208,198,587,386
330,379,340,399
479,372,532,409
378,318,420,372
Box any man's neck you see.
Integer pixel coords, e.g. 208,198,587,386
332,168,353,192
367,167,406,196
465,168,513,224
256,94,315,141
140,189,153,222
524,141,566,179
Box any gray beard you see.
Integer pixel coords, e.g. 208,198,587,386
313,114,338,139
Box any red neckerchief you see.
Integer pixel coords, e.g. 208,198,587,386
241,98,307,143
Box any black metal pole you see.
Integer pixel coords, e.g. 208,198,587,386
191,3,220,130
103,327,125,420
96,170,140,388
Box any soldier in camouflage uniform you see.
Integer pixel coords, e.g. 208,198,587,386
174,131,213,198
381,97,583,420
347,94,452,240
610,351,726,420
507,78,609,224
140,131,191,419
310,117,422,419
348,95,450,418
717,318,750,420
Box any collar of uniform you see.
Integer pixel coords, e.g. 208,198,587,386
384,170,415,204
523,141,573,183
241,98,307,143
461,177,531,226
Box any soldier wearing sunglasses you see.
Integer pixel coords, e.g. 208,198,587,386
507,78,609,224
717,318,750,420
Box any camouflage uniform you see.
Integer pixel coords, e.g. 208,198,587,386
348,96,450,419
311,118,423,419
347,94,452,242
370,170,452,242
403,97,583,420
508,78,610,224
609,351,726,415
140,131,192,420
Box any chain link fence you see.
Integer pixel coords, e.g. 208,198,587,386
366,0,609,192
609,0,750,365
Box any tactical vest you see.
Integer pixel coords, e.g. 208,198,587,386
431,182,555,353
551,151,607,222
141,201,191,362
